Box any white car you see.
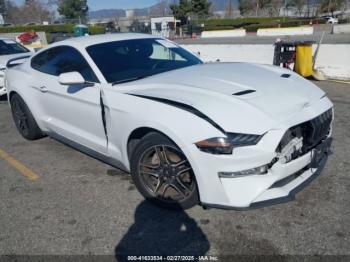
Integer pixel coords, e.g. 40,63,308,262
0,38,32,96
326,17,339,24
5,34,333,210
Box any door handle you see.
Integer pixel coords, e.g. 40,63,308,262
39,86,48,93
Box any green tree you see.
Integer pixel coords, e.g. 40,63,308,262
289,0,305,16
239,0,255,15
320,0,345,16
239,0,275,16
57,0,88,21
2,0,18,23
191,0,211,18
170,0,192,24
266,0,284,16
0,0,6,15
171,0,211,23
2,0,52,24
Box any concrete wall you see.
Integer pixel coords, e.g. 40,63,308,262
201,29,246,38
200,26,315,38
181,44,350,80
333,24,350,34
257,26,314,36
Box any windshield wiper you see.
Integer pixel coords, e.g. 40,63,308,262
112,75,148,86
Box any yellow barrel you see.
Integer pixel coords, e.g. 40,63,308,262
295,45,313,77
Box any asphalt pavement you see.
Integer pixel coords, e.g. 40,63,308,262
0,81,349,260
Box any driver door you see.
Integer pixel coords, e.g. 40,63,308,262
30,46,107,154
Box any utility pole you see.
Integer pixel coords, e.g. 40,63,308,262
283,0,287,21
0,0,7,24
226,0,233,18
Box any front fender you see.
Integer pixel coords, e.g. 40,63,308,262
101,88,223,173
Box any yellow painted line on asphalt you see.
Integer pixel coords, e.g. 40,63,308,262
0,148,39,181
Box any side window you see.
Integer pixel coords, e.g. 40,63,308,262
31,47,61,75
31,49,52,72
31,46,98,83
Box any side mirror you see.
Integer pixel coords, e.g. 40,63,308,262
59,72,86,85
6,55,31,68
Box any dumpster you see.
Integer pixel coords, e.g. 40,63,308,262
74,24,89,37
273,40,315,77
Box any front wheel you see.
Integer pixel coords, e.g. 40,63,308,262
130,133,199,210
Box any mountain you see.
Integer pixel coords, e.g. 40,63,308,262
89,9,125,19
210,0,239,11
89,0,239,19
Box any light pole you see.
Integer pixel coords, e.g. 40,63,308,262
80,0,88,24
284,0,288,21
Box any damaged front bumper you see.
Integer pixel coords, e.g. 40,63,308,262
202,137,332,210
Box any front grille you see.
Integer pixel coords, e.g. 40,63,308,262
302,109,333,150
278,108,333,155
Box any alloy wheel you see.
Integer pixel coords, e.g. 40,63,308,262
138,145,196,203
12,100,29,136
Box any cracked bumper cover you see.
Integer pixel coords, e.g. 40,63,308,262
201,138,332,210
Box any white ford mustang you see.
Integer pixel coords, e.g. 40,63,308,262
5,33,333,210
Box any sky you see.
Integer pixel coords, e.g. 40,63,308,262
14,0,159,11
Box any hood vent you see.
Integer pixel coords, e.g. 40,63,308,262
233,90,256,96
281,73,291,78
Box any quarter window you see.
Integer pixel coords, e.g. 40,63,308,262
31,46,98,83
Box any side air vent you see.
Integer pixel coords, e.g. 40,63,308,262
233,90,256,96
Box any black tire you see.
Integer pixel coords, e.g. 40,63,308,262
130,132,199,210
10,94,44,140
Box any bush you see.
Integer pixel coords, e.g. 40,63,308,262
201,18,326,32
0,24,75,34
339,18,350,24
0,24,106,35
199,17,291,27
45,32,52,43
88,25,106,35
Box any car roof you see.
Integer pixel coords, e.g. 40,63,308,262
50,33,158,49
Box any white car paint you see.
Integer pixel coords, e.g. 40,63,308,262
0,38,32,96
5,34,333,209
326,17,339,24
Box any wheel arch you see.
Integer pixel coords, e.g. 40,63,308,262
127,127,176,161
8,90,18,103
127,126,201,208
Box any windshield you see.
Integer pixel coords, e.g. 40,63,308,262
86,38,202,84
0,40,30,55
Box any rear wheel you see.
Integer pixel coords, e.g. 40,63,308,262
10,94,44,140
130,132,199,210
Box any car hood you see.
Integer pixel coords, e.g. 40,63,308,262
125,63,325,134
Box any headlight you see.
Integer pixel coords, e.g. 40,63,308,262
195,133,262,155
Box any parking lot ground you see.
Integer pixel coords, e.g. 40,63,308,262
0,81,349,259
